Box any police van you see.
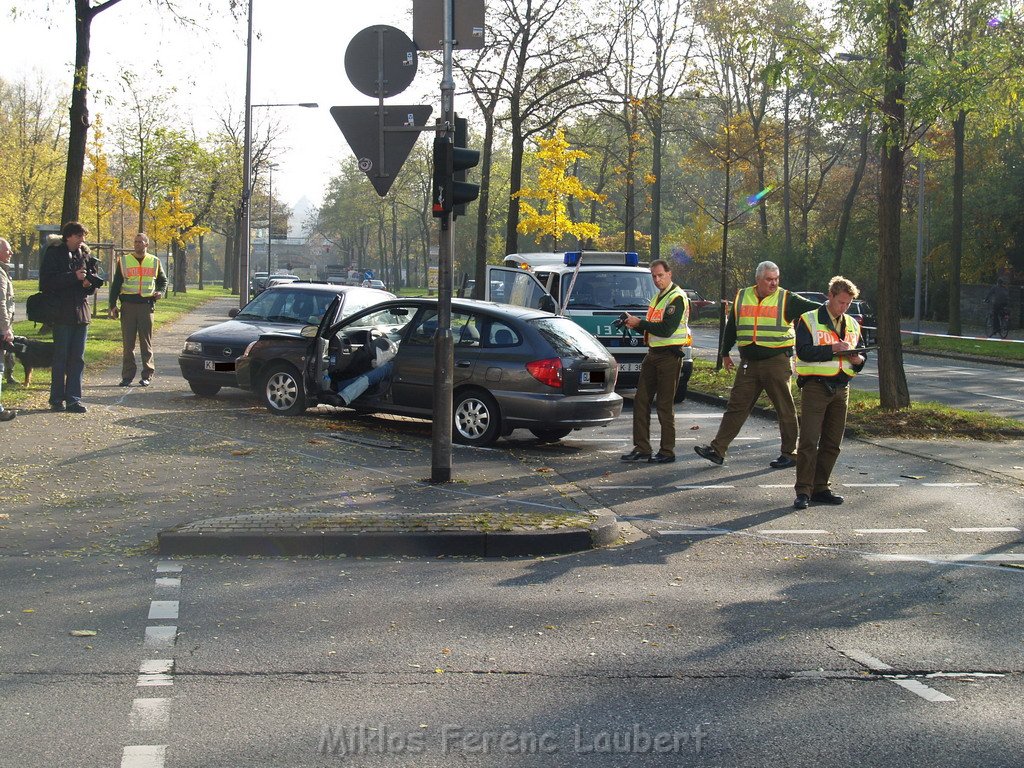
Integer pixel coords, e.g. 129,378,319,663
484,251,691,401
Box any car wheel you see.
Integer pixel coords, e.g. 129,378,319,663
453,389,501,447
262,363,307,416
529,427,572,442
188,380,221,397
674,359,693,403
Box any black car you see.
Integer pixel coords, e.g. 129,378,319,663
235,298,624,446
178,283,394,397
848,299,877,344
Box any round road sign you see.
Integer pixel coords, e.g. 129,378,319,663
345,25,418,99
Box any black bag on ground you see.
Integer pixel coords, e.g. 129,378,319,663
25,292,56,324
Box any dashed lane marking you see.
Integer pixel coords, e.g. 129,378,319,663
758,484,791,489
130,698,171,730
839,650,954,703
838,649,893,671
854,528,928,534
120,745,167,768
923,482,982,487
143,626,177,649
148,601,179,620
843,483,901,487
951,527,1020,532
155,563,181,574
137,660,174,688
674,484,736,489
759,529,830,535
891,679,955,703
658,528,733,536
864,553,1024,563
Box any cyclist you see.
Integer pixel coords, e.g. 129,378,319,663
985,277,1010,337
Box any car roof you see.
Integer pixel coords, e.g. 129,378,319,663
266,282,391,296
365,296,555,321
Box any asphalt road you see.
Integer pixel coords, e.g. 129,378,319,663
691,326,1024,420
1,299,1022,767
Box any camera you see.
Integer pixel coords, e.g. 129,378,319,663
612,312,630,329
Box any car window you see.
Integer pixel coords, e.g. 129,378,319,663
342,305,415,342
339,291,390,321
532,317,607,357
486,321,519,347
567,271,654,309
235,288,330,322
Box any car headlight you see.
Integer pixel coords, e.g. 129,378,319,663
183,341,203,354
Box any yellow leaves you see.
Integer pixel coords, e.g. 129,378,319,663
152,188,210,249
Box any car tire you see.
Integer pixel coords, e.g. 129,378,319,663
188,380,221,397
262,363,307,416
529,427,572,442
674,359,693,403
453,389,501,447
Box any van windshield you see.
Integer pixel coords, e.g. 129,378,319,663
564,271,655,310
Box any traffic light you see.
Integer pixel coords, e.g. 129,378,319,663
431,115,479,220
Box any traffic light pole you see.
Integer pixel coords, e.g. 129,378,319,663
430,0,456,483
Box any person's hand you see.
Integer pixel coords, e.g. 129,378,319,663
831,340,851,354
152,292,162,300
75,267,86,280
722,353,735,371
2,330,12,344
108,306,119,319
624,314,641,329
850,353,864,365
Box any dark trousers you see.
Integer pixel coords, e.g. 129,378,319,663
710,353,797,459
120,300,155,380
50,323,88,407
632,347,683,457
795,379,849,496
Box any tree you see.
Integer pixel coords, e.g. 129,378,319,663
80,117,136,256
151,188,209,292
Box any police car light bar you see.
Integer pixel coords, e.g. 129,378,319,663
562,251,640,267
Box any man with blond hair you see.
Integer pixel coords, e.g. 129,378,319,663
792,276,867,509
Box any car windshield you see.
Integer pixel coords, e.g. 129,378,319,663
564,271,655,309
236,288,334,324
532,317,609,358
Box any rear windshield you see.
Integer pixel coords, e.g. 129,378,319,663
532,317,609,358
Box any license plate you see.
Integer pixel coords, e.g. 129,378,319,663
619,362,642,373
204,360,234,372
580,371,605,384
204,360,215,371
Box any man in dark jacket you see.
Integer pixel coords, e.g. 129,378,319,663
40,221,101,413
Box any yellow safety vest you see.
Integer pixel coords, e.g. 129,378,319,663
734,286,794,348
646,284,691,347
795,310,862,378
119,253,160,297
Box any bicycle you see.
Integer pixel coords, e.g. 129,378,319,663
985,304,1011,339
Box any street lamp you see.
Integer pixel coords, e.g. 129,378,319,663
266,162,279,275
236,0,318,306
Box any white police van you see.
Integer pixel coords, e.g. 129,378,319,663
484,251,691,401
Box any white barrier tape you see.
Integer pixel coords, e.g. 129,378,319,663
899,329,1024,344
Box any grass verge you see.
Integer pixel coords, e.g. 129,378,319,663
688,359,1024,441
3,285,235,408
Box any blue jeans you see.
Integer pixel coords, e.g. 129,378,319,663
51,324,88,407
337,361,393,405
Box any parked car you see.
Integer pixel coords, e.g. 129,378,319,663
361,278,387,291
682,288,716,320
178,282,395,397
848,299,877,344
235,298,624,446
793,290,828,304
250,272,301,298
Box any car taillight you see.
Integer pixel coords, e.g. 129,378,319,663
526,358,563,388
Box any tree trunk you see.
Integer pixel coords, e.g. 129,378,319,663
782,86,792,260
833,117,870,274
504,117,525,256
173,240,187,293
61,1,95,225
474,111,496,299
947,109,966,335
649,106,663,262
198,234,205,290
877,0,912,409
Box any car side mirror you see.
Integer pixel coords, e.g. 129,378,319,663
228,308,240,318
300,324,318,338
539,295,557,314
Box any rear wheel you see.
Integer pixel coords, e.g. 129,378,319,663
453,389,501,446
188,380,220,397
262,363,307,416
530,427,572,442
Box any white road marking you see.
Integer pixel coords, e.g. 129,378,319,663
120,745,167,768
758,484,792,489
760,529,830,535
137,660,174,688
838,649,893,671
864,553,1024,562
923,482,981,487
891,679,955,703
972,392,1024,405
658,529,731,536
674,484,736,489
600,485,654,489
951,527,1020,533
130,698,171,730
148,601,179,620
842,483,901,487
155,563,182,574
144,626,177,649
854,528,928,534
154,577,180,591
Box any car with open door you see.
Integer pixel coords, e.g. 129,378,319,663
235,297,623,447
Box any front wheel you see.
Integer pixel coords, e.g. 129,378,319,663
453,389,501,446
262,363,307,416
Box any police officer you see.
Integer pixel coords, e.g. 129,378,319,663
620,259,691,464
108,233,167,387
792,276,866,509
694,261,820,468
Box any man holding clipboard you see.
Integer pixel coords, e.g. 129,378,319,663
792,276,868,510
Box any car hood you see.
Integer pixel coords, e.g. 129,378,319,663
186,319,307,345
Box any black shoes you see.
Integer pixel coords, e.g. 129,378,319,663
118,379,132,387
0,410,15,422
810,490,844,505
770,455,797,469
694,445,724,465
621,449,652,462
649,452,675,464
49,403,65,412
66,403,88,414
793,494,809,510
139,378,151,387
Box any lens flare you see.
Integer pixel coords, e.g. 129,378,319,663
746,185,775,207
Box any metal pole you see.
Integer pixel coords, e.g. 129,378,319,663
238,0,254,308
913,154,924,345
430,0,456,484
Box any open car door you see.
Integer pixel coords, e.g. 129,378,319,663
484,265,557,313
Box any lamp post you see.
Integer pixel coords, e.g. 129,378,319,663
236,0,318,306
266,162,278,275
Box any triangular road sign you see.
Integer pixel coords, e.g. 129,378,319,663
330,105,433,197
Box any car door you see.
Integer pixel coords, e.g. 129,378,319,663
484,265,556,312
391,308,481,411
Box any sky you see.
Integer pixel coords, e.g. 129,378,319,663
3,0,444,210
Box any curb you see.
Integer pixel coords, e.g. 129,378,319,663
157,512,620,558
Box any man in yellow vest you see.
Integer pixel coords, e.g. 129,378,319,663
792,276,866,509
694,261,820,468
108,233,167,387
620,259,691,464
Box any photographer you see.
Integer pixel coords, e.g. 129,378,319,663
0,237,14,421
40,221,103,414
620,259,691,464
